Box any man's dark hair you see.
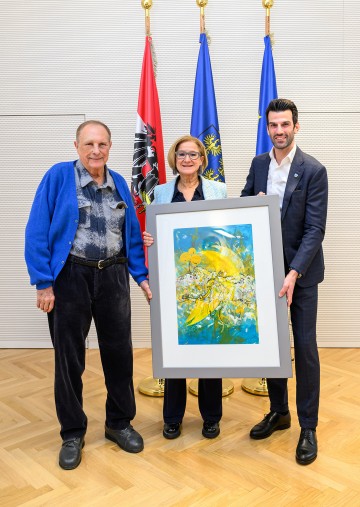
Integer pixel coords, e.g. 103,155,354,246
76,120,111,142
266,98,298,125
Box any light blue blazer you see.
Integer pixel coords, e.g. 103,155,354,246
153,176,227,204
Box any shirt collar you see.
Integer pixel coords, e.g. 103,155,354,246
76,160,114,190
269,144,297,166
174,175,203,196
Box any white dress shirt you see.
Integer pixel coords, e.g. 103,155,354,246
267,144,297,209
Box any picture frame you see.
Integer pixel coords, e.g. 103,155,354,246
147,195,292,379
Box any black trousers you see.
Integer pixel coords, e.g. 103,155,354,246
48,260,135,440
163,378,222,424
267,283,320,429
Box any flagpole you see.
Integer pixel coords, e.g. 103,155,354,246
196,0,207,34
142,0,152,36
137,0,165,397
189,0,234,399
241,0,275,398
263,0,274,36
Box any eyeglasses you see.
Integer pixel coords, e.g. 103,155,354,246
175,151,201,160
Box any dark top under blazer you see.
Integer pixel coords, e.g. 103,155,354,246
241,146,328,288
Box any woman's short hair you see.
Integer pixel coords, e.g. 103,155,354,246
167,135,208,175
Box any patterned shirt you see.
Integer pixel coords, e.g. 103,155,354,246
70,160,127,260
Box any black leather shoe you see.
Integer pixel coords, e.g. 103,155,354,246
105,424,144,453
163,422,181,439
296,429,317,465
202,421,220,439
59,437,85,470
250,411,291,439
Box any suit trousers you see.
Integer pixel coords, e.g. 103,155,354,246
48,259,135,440
163,378,222,424
267,283,320,429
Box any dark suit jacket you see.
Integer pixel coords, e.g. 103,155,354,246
241,147,328,288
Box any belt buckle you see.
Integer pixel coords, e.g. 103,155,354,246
98,259,105,269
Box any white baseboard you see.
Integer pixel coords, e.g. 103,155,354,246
0,340,358,349
0,339,53,348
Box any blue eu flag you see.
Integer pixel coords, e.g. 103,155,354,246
191,33,225,182
256,35,278,156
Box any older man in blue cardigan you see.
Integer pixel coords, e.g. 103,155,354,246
25,121,152,470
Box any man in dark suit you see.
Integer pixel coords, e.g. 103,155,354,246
241,98,328,465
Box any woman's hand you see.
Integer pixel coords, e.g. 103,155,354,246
143,231,154,247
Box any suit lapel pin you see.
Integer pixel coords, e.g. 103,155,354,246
294,173,299,178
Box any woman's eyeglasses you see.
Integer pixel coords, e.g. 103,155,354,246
175,151,201,160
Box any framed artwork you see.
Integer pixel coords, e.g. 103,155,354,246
147,195,292,378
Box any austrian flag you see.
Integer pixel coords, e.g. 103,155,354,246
132,36,166,234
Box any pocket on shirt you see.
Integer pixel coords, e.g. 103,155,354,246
108,201,127,234
78,199,91,228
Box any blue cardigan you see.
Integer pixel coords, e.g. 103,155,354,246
154,176,227,203
25,161,148,289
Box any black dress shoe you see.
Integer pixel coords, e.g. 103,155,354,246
105,424,144,453
296,429,317,465
202,421,220,439
163,422,181,439
250,411,291,440
59,437,85,470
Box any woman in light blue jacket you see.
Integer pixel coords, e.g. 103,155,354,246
144,135,226,441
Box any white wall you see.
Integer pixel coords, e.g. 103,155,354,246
0,0,359,347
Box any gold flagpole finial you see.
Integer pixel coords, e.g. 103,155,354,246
141,0,152,36
196,0,208,34
262,0,274,36
141,0,152,11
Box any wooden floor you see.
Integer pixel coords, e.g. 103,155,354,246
1,348,360,507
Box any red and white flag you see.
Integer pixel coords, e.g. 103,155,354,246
132,36,166,234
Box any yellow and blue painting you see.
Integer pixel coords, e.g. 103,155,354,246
174,224,259,345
